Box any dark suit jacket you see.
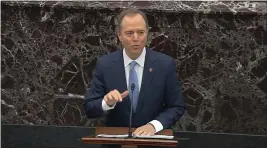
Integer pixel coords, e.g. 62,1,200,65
84,48,185,129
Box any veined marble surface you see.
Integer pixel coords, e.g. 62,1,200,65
1,1,267,135
3,1,267,14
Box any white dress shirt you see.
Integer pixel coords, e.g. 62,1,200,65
101,48,163,133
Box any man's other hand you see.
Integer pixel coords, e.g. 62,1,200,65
104,89,129,106
133,123,156,136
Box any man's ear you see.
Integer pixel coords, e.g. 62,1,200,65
117,32,122,42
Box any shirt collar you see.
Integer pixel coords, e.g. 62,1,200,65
123,47,146,68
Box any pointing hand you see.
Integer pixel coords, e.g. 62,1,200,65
104,89,129,106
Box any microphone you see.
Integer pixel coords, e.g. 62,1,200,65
128,83,135,138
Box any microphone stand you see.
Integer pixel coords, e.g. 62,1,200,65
128,83,135,138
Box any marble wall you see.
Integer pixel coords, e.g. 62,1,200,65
1,1,267,135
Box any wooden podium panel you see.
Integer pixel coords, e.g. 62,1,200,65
81,127,178,148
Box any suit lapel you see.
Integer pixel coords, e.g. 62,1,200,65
111,50,131,109
135,49,157,113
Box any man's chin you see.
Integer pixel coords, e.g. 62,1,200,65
125,47,144,56
131,48,143,54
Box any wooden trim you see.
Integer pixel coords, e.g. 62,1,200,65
82,137,178,147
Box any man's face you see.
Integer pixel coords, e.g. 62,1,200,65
118,14,148,58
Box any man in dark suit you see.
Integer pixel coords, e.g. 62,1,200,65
84,8,185,136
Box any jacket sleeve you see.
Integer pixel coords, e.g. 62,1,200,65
154,59,185,129
83,58,106,118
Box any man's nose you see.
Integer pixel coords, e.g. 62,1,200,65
133,33,139,41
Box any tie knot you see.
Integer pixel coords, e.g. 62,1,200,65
130,61,137,70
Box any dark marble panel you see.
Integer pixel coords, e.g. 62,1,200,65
1,2,267,135
1,125,96,148
3,1,267,14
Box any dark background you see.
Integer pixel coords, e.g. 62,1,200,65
1,1,267,136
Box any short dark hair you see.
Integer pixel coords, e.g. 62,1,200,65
116,8,149,34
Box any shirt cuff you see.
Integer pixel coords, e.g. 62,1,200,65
149,120,163,133
102,99,116,111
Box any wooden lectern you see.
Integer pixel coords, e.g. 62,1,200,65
81,127,178,148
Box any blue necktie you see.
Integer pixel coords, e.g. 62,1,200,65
129,61,139,112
